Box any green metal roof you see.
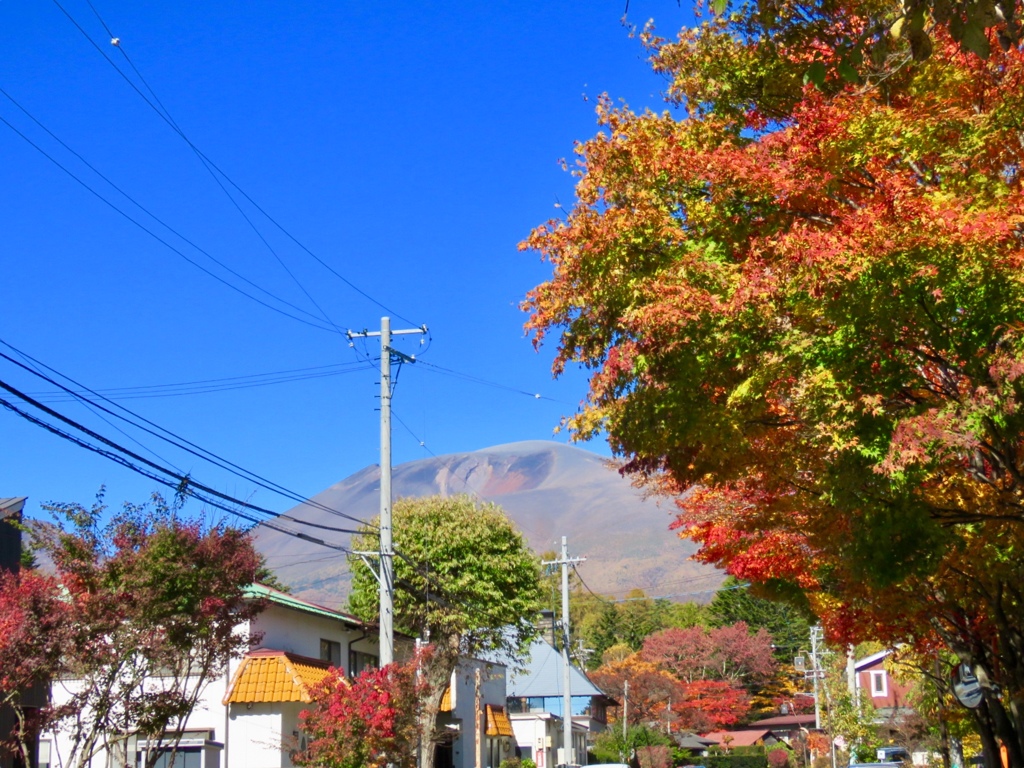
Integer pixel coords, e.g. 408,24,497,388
245,583,365,627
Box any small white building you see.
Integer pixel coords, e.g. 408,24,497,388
436,657,515,768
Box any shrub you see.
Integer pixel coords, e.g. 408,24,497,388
705,754,770,768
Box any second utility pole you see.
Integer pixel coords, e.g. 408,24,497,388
348,316,426,666
543,537,585,768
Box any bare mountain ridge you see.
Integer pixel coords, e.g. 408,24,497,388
255,440,722,609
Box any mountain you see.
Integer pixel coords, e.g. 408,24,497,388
254,440,722,610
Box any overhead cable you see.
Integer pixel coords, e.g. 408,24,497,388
0,394,353,551
0,87,338,332
0,340,375,529
0,373,370,539
415,360,575,405
0,110,337,334
26,361,374,403
52,0,422,328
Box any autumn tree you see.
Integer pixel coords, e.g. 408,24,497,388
890,650,979,768
348,495,541,768
3,494,265,768
523,3,1024,764
593,623,770,732
574,592,709,670
295,657,424,768
591,654,688,728
641,623,775,687
0,569,72,766
592,724,674,766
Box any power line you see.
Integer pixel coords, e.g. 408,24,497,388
0,87,338,333
571,562,741,604
52,0,422,328
390,408,493,509
0,108,338,334
0,375,363,536
415,360,576,405
571,563,613,605
0,341,376,530
0,392,353,551
27,362,374,403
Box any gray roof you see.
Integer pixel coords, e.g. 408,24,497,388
507,638,607,699
674,734,719,750
0,498,27,520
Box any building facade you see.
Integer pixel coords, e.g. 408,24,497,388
42,584,380,768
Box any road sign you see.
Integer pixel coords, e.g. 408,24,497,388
952,664,983,709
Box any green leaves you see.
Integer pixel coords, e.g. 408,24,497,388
960,18,992,57
803,61,828,89
349,495,541,654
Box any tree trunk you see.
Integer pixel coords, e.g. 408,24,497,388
973,703,1002,768
418,638,462,768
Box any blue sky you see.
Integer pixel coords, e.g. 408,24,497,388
0,0,694,524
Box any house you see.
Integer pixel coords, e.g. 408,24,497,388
0,497,26,573
506,638,614,767
43,583,382,768
672,732,719,758
747,713,817,745
702,728,780,751
853,650,913,721
436,657,515,768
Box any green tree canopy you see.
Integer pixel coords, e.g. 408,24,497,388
708,579,812,659
348,495,541,768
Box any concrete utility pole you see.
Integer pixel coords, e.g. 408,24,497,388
475,667,483,768
348,317,427,666
623,679,629,740
543,537,585,767
809,625,824,730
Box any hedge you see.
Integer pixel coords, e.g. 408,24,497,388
704,754,770,768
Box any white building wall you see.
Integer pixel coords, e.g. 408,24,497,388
510,715,555,768
446,659,510,768
226,702,305,768
253,609,368,667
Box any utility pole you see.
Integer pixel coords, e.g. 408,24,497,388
475,666,483,768
348,317,427,666
543,537,585,768
809,626,824,730
623,679,629,740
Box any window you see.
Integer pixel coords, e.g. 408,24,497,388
870,670,888,697
527,697,546,713
38,740,51,768
320,639,341,667
350,650,378,676
137,749,202,768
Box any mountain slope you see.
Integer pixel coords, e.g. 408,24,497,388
254,440,722,609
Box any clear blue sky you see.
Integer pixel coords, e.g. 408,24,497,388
0,0,694,524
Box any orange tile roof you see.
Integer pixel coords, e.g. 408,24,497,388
702,729,774,748
224,651,333,705
486,705,514,738
440,686,453,712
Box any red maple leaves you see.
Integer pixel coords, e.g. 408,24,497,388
296,655,425,768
